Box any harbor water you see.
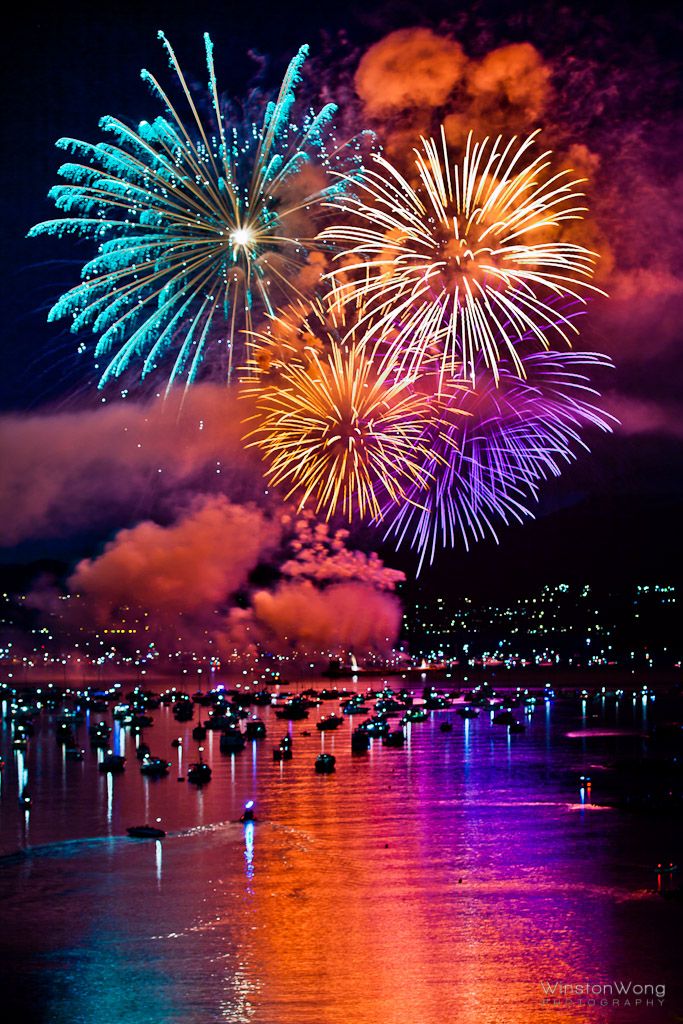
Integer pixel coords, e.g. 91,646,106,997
0,680,680,1024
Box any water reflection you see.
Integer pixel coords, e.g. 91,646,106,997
0,682,680,1024
155,837,162,887
106,771,113,828
243,821,255,884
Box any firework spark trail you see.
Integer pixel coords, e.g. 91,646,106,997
322,128,605,386
383,349,615,569
245,342,440,522
243,293,444,521
28,34,615,563
29,33,368,390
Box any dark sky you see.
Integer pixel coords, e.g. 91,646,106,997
1,0,682,599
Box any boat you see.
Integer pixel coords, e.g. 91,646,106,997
99,753,125,773
127,825,166,839
492,710,516,726
402,708,428,723
187,759,212,785
382,729,406,748
440,722,454,732
89,724,111,747
219,727,246,753
424,695,451,710
65,746,85,761
240,800,255,823
316,714,344,731
206,713,238,731
173,701,194,722
250,690,273,706
273,742,293,761
457,706,479,719
140,756,171,777
341,701,370,715
351,730,371,753
275,698,309,720
357,716,390,736
315,753,336,774
130,714,153,728
375,697,406,715
245,718,267,740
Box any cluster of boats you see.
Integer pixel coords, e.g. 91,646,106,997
3,678,680,830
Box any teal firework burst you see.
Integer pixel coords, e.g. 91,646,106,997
30,33,366,390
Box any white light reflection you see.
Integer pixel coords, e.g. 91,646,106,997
244,821,255,885
106,771,113,829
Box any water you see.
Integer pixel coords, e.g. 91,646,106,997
0,683,680,1023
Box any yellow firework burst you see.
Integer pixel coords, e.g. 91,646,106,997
322,129,604,384
244,325,441,522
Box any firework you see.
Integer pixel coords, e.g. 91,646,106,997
383,349,614,568
322,129,603,385
29,33,367,390
243,299,444,522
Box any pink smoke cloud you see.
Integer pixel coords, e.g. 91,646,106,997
593,268,683,361
218,515,405,657
0,385,262,546
280,513,405,589
605,393,683,439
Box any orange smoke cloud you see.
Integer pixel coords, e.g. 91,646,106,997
467,42,551,120
228,579,402,655
355,31,551,141
69,495,277,624
355,28,466,118
48,500,404,660
443,42,551,147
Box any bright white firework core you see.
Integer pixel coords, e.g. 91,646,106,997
230,227,253,248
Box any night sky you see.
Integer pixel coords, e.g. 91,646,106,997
1,0,682,610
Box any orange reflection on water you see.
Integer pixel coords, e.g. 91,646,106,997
207,735,612,1024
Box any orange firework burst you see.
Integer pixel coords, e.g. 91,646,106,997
243,301,447,521
322,129,604,384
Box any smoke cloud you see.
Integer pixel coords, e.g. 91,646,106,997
61,505,403,659
3,385,405,661
219,515,404,656
350,22,683,374
355,28,466,118
237,580,401,654
605,393,683,440
69,495,277,624
0,385,262,547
